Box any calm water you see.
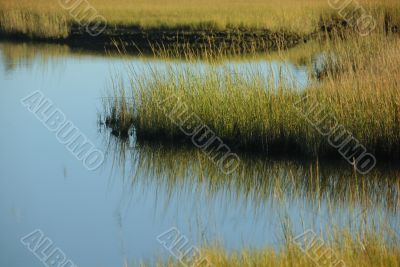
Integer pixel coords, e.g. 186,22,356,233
0,42,398,267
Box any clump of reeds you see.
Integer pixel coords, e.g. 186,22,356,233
138,211,399,267
0,9,68,38
104,33,400,159
194,229,399,267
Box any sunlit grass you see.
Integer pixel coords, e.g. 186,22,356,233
193,230,399,267
0,0,399,38
0,9,68,38
144,230,399,266
143,228,399,267
104,33,400,159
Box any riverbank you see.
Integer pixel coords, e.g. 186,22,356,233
0,22,307,53
1,0,399,53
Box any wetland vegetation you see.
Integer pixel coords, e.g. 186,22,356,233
96,2,400,264
1,0,400,52
103,33,400,161
2,0,399,266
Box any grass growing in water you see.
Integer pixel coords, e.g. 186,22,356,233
182,232,399,267
143,225,399,267
104,33,400,159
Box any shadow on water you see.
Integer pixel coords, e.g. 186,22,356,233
101,128,400,243
0,40,311,74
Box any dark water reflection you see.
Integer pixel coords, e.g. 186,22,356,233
105,130,400,217
101,130,400,265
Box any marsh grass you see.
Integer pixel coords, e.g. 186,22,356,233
104,33,400,159
144,228,399,267
0,0,399,40
191,230,399,267
145,233,399,267
0,9,68,38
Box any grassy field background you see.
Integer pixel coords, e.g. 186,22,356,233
0,0,399,38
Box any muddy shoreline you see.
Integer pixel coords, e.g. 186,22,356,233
0,23,315,54
0,14,399,54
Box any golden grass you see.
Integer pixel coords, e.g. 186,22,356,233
144,226,399,267
104,33,400,159
142,226,399,267
195,234,400,267
0,9,68,38
143,225,399,267
0,0,399,38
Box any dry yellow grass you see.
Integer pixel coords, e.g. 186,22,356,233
142,218,399,267
0,0,399,38
145,233,399,267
